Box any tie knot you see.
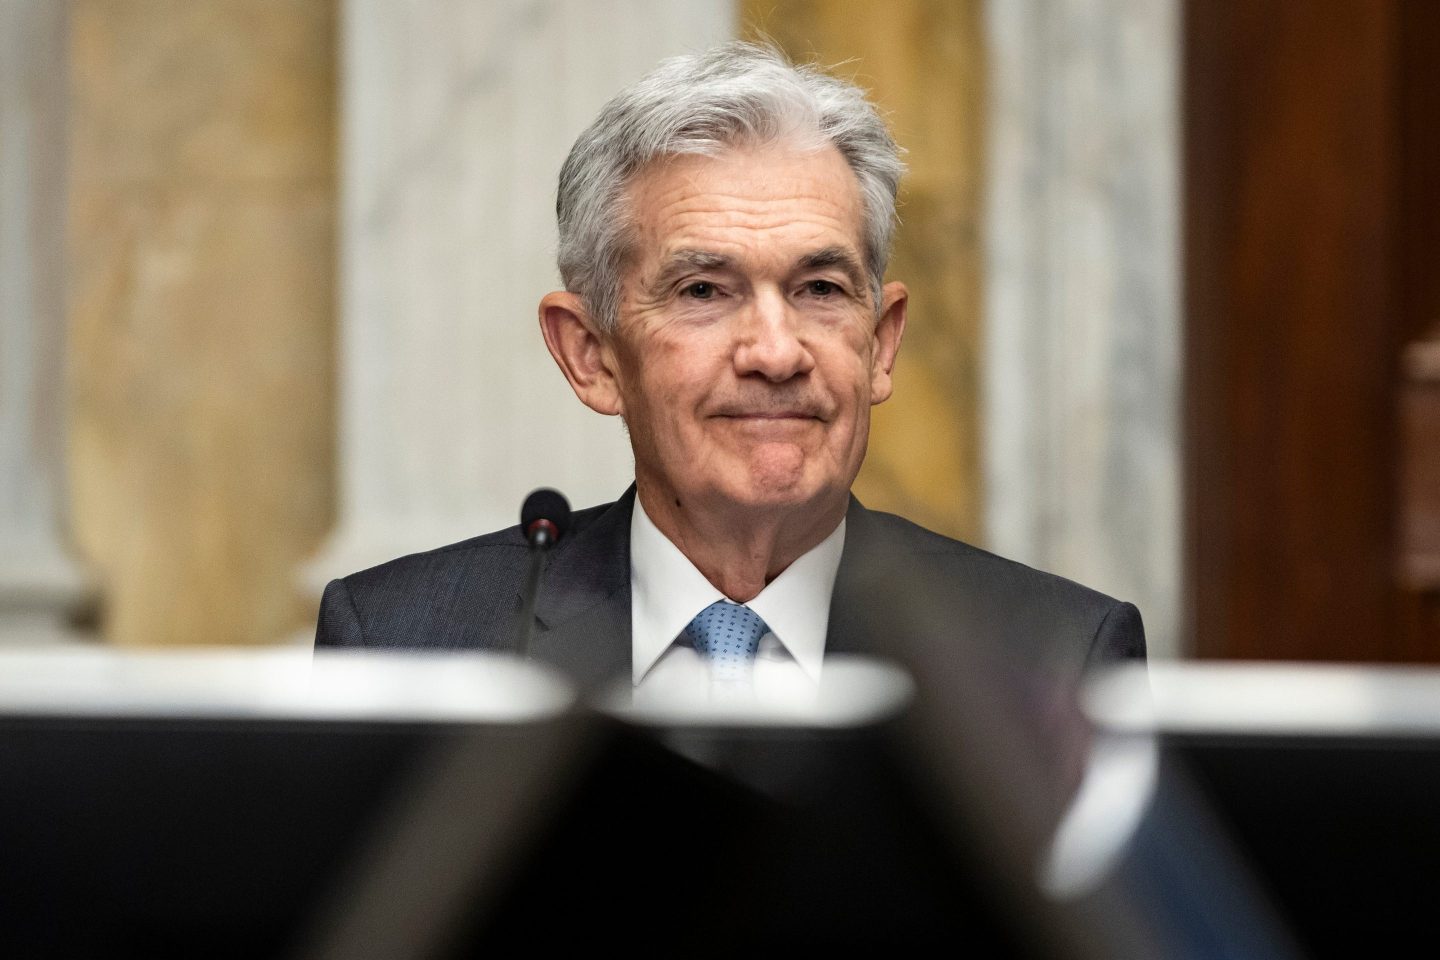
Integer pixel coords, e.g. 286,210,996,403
685,601,768,676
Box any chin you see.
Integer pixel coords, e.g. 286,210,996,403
733,465,829,511
734,484,815,509
691,445,844,512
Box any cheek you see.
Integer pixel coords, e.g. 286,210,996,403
822,342,877,406
647,339,724,404
820,350,877,456
623,352,710,442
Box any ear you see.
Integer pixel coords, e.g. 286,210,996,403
539,291,624,416
869,281,908,405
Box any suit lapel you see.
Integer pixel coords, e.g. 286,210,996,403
825,498,888,658
522,491,891,686
527,487,635,691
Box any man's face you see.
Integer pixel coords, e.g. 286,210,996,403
601,142,906,519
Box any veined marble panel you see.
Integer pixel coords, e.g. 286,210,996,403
0,0,91,643
984,0,1182,655
313,0,736,584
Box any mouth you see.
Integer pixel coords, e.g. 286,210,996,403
714,412,826,429
713,411,826,437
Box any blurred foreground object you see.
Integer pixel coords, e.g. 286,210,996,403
0,649,583,959
1088,661,1440,959
0,645,1316,959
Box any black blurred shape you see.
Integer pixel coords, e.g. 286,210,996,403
472,721,1019,954
0,711,1028,958
1169,733,1440,959
0,718,431,958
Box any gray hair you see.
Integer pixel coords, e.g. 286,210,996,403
555,41,905,331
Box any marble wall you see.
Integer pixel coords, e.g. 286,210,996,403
744,0,988,544
984,0,1182,655
310,0,737,587
0,0,91,643
68,0,337,646
9,0,1180,650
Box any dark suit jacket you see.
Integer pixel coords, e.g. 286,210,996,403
315,487,1145,694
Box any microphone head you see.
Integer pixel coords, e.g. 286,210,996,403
521,488,572,543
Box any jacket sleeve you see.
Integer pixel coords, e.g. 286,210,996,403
314,578,366,648
1085,599,1147,666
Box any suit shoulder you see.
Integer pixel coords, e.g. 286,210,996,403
856,507,1123,614
342,498,617,589
318,498,623,651
343,526,526,590
852,505,1145,664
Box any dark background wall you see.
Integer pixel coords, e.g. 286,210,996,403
1185,0,1440,661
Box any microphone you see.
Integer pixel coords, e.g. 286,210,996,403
521,487,571,550
516,488,571,657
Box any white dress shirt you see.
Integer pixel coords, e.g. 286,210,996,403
629,497,846,705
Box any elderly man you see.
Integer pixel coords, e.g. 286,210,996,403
315,43,1145,696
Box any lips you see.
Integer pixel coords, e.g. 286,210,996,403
713,412,827,440
711,399,830,421
714,413,827,433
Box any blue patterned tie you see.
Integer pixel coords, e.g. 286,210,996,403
685,601,769,683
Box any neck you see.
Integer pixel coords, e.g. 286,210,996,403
636,480,847,603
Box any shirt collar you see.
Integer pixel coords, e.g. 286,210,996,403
629,498,846,685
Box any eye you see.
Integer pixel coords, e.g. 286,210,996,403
682,281,717,300
805,279,841,297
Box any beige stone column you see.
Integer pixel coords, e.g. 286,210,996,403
0,0,92,643
742,0,987,544
68,1,337,646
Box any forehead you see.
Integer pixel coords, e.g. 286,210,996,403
623,143,866,268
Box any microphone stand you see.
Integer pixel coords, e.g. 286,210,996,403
517,518,557,659
515,487,570,659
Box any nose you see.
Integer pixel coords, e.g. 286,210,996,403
733,289,815,382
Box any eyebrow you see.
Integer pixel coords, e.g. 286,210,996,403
647,249,733,296
797,246,868,293
645,245,869,297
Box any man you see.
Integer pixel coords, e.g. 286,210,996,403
315,42,1145,699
